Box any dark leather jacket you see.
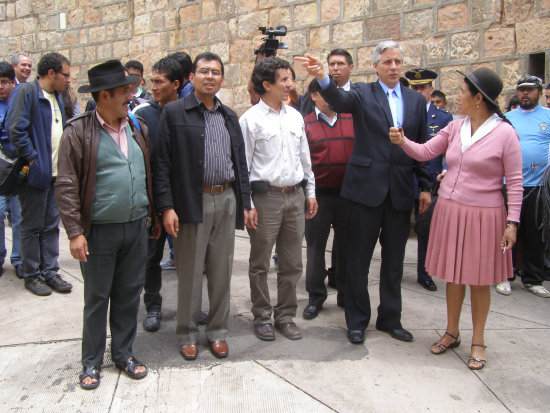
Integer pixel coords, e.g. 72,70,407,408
55,110,157,238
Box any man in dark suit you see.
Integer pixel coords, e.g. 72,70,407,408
297,40,432,344
405,68,453,292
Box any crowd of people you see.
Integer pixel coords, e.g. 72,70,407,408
0,39,549,390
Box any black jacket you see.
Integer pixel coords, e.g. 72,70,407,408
153,94,251,229
321,80,431,211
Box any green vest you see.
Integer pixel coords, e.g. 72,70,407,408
91,126,148,224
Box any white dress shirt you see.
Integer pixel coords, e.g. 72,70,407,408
239,99,316,206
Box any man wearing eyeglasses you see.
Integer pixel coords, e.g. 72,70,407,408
5,52,72,296
154,52,251,360
502,75,550,298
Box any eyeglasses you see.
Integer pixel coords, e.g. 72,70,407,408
195,68,222,77
517,75,543,88
57,71,71,79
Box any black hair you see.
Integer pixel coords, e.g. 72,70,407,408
191,52,224,76
124,60,144,76
167,52,192,80
152,58,183,93
37,52,70,77
431,90,447,102
464,77,511,125
308,78,321,94
547,82,550,90
505,95,520,112
0,61,15,81
327,48,353,65
251,57,291,96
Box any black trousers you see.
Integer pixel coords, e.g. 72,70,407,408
414,199,432,282
305,193,348,306
143,226,167,313
81,219,147,367
515,187,546,285
345,196,411,331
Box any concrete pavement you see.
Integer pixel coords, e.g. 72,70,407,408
1,225,549,412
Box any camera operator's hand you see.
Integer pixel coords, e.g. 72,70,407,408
254,39,274,61
295,55,325,80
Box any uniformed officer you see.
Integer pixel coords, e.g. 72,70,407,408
405,68,453,292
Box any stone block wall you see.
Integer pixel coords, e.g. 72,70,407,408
0,0,549,113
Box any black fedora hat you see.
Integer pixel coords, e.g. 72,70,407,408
457,68,503,107
78,60,139,93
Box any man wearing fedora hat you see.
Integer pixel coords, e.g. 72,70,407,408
55,59,159,389
405,68,453,292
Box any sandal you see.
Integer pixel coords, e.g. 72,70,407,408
430,331,461,355
114,356,148,380
468,344,487,370
79,365,101,390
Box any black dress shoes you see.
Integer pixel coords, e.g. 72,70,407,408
347,329,365,344
377,326,413,342
303,304,321,320
417,278,437,291
143,312,161,332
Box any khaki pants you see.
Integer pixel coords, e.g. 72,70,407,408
174,190,236,344
248,189,305,325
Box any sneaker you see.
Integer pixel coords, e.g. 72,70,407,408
495,281,511,296
522,283,550,298
25,276,52,296
160,258,176,270
143,312,161,332
45,274,73,293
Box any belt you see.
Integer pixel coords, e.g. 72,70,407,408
202,182,232,194
268,184,302,194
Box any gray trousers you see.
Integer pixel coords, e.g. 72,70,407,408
18,182,59,280
174,190,236,344
80,218,147,367
248,189,305,325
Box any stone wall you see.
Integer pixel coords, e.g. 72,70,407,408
1,0,549,113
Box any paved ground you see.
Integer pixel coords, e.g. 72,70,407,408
1,225,549,413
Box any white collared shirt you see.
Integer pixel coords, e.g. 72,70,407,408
239,99,315,205
314,107,338,126
338,80,351,91
460,113,501,152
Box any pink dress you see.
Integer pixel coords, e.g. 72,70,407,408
402,118,523,285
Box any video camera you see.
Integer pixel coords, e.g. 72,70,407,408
255,26,288,57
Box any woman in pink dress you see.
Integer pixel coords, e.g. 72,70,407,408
390,68,523,370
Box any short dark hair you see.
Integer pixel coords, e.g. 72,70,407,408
251,57,291,96
308,78,321,94
125,60,144,76
431,90,447,102
191,52,224,76
0,61,15,81
327,48,353,65
167,52,192,80
152,58,184,92
37,52,69,77
547,82,550,90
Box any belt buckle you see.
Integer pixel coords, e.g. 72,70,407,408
212,184,223,193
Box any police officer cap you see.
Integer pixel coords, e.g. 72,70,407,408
404,68,438,85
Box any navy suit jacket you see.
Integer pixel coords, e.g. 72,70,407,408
320,80,431,211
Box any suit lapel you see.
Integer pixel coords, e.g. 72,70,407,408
373,82,393,127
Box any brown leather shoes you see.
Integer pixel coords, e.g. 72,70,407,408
179,344,198,360
210,340,228,358
254,323,276,341
275,321,302,340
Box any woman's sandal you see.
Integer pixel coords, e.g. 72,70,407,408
430,331,461,355
114,356,148,380
79,365,101,390
468,344,487,370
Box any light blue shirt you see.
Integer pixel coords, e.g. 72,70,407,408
378,80,403,128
